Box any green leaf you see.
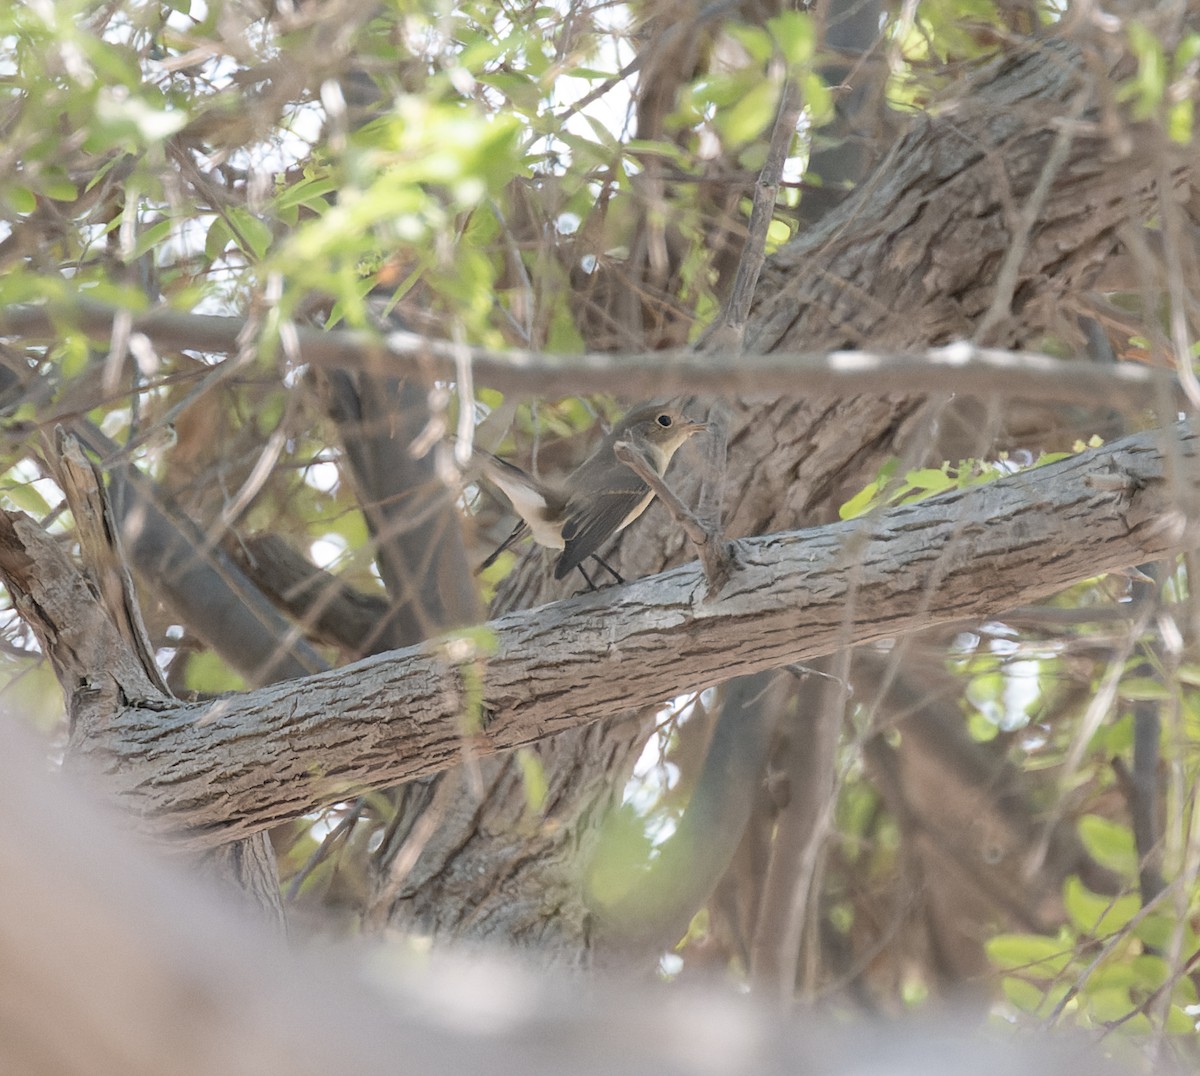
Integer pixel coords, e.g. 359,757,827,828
1177,32,1200,68
184,650,246,694
130,217,174,260
1176,664,1200,687
93,87,188,150
766,218,793,247
1000,975,1048,1013
966,669,1003,710
42,174,78,202
2,477,52,515
273,174,337,213
228,208,273,261
1078,815,1138,876
624,139,693,168
986,933,1073,975
839,458,901,519
52,332,90,379
1132,911,1198,956
1118,675,1169,701
905,467,954,492
77,278,150,311
1088,961,1137,992
721,77,779,146
801,71,834,127
516,748,548,814
205,216,232,261
1087,986,1137,1024
1122,21,1167,120
967,711,999,742
7,185,36,213
1168,98,1194,144
1063,876,1140,935
1165,1004,1197,1034
768,10,815,65
724,23,773,65
839,479,880,519
1130,953,1169,990
479,69,542,111
0,271,64,306
0,659,65,731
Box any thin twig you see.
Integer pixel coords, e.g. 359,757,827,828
613,440,706,546
973,92,1089,345
284,799,365,903
704,76,803,351
613,438,738,597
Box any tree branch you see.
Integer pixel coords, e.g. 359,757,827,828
0,300,1183,411
3,421,1194,850
0,718,1118,1076
704,75,803,348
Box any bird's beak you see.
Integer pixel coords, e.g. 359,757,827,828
681,418,707,436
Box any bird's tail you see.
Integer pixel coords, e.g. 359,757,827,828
477,518,530,574
463,444,556,572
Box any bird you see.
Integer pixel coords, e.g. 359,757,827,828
474,402,706,585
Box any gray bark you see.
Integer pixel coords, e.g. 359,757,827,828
0,301,1180,411
2,420,1191,850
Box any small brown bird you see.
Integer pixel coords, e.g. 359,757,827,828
477,402,706,583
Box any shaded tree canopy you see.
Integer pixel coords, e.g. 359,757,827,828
1,0,1200,1070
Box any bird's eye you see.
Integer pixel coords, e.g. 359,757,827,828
656,413,672,428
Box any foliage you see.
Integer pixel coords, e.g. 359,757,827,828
835,440,1097,521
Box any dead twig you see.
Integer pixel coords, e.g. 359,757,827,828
702,76,803,351
613,437,738,598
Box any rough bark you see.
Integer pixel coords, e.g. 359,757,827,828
0,446,288,925
4,420,1193,851
5,26,1194,962
750,37,1190,353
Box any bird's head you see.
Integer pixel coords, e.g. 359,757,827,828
615,403,707,464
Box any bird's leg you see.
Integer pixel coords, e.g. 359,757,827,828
574,561,600,592
589,554,624,585
570,555,624,594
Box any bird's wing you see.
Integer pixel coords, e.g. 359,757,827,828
554,479,651,580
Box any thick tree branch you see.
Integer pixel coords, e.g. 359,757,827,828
0,510,166,723
751,36,1197,354
3,420,1193,850
0,720,1116,1076
67,422,330,684
0,300,1182,412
